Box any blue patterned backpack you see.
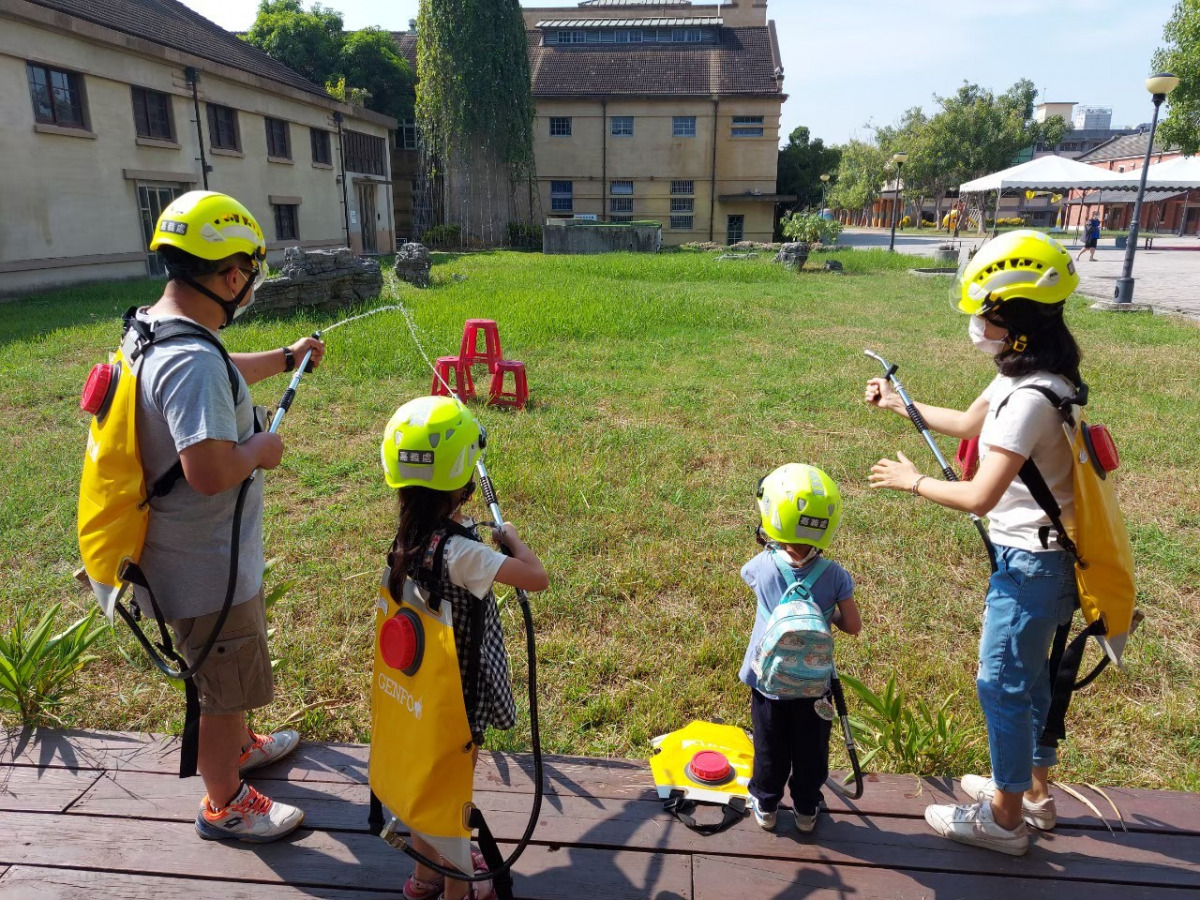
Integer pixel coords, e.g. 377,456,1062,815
753,554,834,698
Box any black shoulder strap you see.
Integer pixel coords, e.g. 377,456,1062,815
662,791,748,836
123,308,243,501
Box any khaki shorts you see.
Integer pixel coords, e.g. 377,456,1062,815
169,590,274,716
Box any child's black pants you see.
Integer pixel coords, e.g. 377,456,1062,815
747,688,832,815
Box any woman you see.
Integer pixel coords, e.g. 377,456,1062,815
866,230,1082,857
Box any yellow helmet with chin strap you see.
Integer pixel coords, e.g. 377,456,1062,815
953,229,1078,315
150,190,268,285
381,396,483,492
756,463,842,551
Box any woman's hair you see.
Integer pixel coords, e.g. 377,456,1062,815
386,485,467,599
993,298,1082,383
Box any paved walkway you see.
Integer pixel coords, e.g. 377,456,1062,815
839,228,1200,320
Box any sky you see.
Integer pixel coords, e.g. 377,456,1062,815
178,0,1182,147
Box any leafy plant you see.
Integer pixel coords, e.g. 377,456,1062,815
899,215,912,228
422,224,462,248
0,602,107,727
506,222,542,250
780,211,844,245
840,673,983,777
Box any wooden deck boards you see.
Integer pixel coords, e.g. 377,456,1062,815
3,728,1199,899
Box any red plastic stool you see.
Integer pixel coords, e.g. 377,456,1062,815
488,360,528,409
431,355,475,399
459,319,503,374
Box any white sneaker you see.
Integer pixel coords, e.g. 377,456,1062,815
793,807,818,834
925,801,1029,856
749,795,776,831
238,728,301,775
960,774,1057,830
195,782,305,843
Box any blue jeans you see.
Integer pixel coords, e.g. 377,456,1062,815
976,546,1077,794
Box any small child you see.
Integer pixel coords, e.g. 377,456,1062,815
738,463,862,833
380,397,548,900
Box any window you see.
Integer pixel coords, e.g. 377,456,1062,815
611,116,634,137
310,127,332,165
671,198,694,213
550,116,572,137
265,117,291,159
570,30,586,43
396,117,419,150
670,215,694,230
26,62,85,128
131,87,173,140
601,30,616,43
207,104,240,151
671,180,694,195
550,180,573,212
610,180,634,195
726,214,745,244
344,129,387,175
273,203,299,241
673,116,696,138
610,197,633,213
586,31,601,43
610,215,633,224
732,115,765,137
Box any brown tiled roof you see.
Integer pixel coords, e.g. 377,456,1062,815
529,27,780,96
393,26,780,97
1076,131,1173,163
22,0,329,98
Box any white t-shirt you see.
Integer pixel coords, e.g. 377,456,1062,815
979,372,1077,551
401,519,507,606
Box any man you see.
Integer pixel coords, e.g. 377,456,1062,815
1076,212,1101,261
139,191,325,842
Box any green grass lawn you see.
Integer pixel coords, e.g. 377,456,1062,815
2,248,1198,790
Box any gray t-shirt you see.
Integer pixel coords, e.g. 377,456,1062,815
131,311,264,620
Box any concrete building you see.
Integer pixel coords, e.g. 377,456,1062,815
1,0,396,294
393,0,788,245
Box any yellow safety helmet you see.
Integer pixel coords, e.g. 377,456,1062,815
953,229,1078,315
381,397,483,491
150,190,267,272
756,464,842,551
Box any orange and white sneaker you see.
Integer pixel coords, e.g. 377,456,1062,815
238,728,301,775
195,782,305,843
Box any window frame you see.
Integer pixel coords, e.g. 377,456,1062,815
207,103,241,151
670,198,694,213
731,115,766,138
130,86,174,141
396,117,419,150
670,215,694,230
550,180,573,212
273,203,299,241
726,214,745,244
672,116,697,138
26,62,86,129
671,179,695,195
610,116,634,137
310,127,332,165
265,117,291,159
610,180,634,196
549,116,572,137
610,197,633,214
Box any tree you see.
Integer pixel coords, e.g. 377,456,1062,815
828,139,889,224
776,126,841,212
243,1,414,122
1153,0,1200,155
415,0,536,242
243,0,343,88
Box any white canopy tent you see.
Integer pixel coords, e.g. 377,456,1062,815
1108,155,1200,191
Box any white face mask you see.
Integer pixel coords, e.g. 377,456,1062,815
969,315,1007,355
232,294,255,320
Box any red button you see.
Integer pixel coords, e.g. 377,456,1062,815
380,611,421,673
80,363,118,417
688,750,733,784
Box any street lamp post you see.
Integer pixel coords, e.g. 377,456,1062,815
888,152,908,252
820,173,830,210
1114,72,1179,305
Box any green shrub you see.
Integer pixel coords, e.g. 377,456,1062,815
422,224,462,248
0,602,107,727
994,217,1026,227
506,222,543,250
840,672,984,777
899,215,912,228
780,211,843,244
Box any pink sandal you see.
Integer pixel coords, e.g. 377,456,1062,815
403,872,443,900
437,850,495,900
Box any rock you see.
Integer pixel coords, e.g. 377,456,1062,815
394,242,433,288
774,242,810,269
252,247,382,316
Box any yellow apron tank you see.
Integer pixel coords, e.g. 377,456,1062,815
78,347,146,621
369,569,476,876
650,721,754,805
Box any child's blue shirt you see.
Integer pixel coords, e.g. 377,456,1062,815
738,549,854,696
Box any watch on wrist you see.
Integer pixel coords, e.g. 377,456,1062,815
282,346,295,372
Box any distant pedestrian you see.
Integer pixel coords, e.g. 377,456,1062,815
1077,214,1101,261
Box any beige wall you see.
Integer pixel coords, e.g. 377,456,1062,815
534,96,782,243
0,10,393,294
523,1,769,29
